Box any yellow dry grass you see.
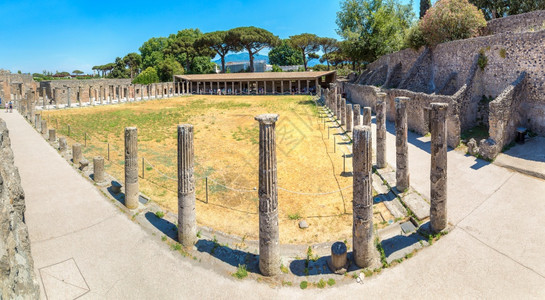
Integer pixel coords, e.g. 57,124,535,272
42,95,393,244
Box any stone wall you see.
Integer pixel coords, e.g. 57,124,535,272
349,11,545,158
40,79,133,103
0,119,40,299
487,10,545,35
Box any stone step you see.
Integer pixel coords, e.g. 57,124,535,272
400,191,430,221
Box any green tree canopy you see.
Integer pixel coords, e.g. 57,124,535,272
72,70,84,75
336,0,415,68
195,30,242,73
123,52,142,79
268,40,304,66
318,37,338,70
469,0,545,20
227,26,280,72
139,37,170,70
133,67,160,84
157,55,184,81
420,0,432,18
165,28,215,73
288,33,321,71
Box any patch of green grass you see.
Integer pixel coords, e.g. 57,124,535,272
161,235,167,241
282,281,293,286
478,49,488,70
499,48,507,59
363,268,373,277
155,211,164,218
327,278,336,286
172,243,182,251
288,213,301,220
196,230,202,238
316,279,326,289
231,126,259,144
300,281,308,289
232,264,248,279
280,264,289,274
461,124,489,143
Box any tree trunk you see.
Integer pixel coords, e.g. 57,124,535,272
303,50,308,71
221,56,226,73
248,48,255,72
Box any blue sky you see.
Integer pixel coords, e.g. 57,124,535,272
0,0,417,74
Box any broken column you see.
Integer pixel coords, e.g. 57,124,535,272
362,107,372,127
59,137,67,152
177,124,197,246
48,128,56,142
41,120,47,135
42,87,47,108
124,127,139,209
336,94,342,120
352,125,379,268
430,103,448,233
395,97,410,192
376,93,387,169
93,156,105,183
255,113,280,276
72,143,82,164
346,104,353,132
353,104,361,127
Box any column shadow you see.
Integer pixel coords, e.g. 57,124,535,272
195,240,260,274
144,212,178,240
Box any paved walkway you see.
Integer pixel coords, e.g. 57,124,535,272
2,110,545,299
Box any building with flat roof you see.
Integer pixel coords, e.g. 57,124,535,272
174,71,336,95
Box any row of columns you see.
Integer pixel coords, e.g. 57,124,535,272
183,79,320,95
323,86,449,257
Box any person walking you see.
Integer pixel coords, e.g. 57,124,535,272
8,101,13,113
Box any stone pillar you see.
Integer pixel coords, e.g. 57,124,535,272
78,87,82,107
280,81,284,94
353,104,361,127
41,120,47,135
49,128,56,142
59,137,67,152
297,80,301,94
42,87,47,108
340,98,346,126
376,95,387,169
346,104,353,132
362,107,372,126
306,80,309,94
430,103,448,233
395,97,410,192
100,87,104,105
255,114,280,276
93,156,105,183
336,95,342,120
177,124,197,246
117,86,121,102
67,87,71,108
352,125,378,268
124,127,139,209
72,143,82,165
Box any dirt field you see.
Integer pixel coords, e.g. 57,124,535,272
42,95,393,244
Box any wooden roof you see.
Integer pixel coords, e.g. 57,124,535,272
175,71,336,81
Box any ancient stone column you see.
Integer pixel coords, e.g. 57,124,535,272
336,94,342,120
395,97,410,192
124,127,139,209
72,143,82,165
93,156,105,183
59,137,67,152
340,98,346,126
67,87,71,108
362,107,372,126
255,114,280,276
42,87,47,108
353,104,361,127
430,103,448,233
78,87,82,107
352,125,378,268
376,94,387,169
177,124,197,246
346,104,353,132
49,128,56,142
41,120,47,135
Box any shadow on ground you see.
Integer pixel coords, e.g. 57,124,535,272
195,240,260,274
145,212,177,240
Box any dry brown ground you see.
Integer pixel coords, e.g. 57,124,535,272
43,95,393,244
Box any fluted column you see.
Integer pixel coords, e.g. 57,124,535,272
255,113,280,276
353,104,361,127
430,103,448,233
376,93,387,169
340,98,346,126
336,94,342,120
395,97,410,192
352,125,378,268
124,127,139,209
177,124,197,246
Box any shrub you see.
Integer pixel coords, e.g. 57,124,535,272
300,281,308,289
155,211,164,218
478,49,488,70
133,67,159,84
404,24,426,50
420,0,486,46
232,264,248,279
